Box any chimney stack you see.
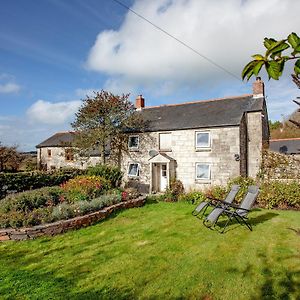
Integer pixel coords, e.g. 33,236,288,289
253,77,265,98
135,95,145,110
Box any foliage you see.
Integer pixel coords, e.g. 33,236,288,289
242,32,300,81
206,176,300,209
165,178,184,202
52,194,122,221
87,164,123,187
269,120,282,131
0,186,63,228
71,90,145,165
0,169,84,199
259,180,300,209
178,191,207,204
60,175,111,202
0,142,23,172
0,186,63,214
0,202,299,299
121,187,140,201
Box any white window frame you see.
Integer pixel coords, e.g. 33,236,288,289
195,131,211,149
128,163,140,177
159,132,172,151
195,163,211,180
128,135,139,150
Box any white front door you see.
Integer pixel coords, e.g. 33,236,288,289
160,164,168,191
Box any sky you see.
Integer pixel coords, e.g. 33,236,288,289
0,0,300,151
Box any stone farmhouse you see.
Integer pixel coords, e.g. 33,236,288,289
36,77,269,192
36,132,101,170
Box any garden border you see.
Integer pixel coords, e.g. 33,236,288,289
0,196,146,241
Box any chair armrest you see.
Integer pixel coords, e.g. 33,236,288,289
223,202,250,212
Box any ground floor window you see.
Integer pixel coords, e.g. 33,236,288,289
128,163,139,177
196,163,211,180
65,148,74,161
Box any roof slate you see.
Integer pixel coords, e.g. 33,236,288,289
141,95,263,132
36,132,76,148
269,138,300,155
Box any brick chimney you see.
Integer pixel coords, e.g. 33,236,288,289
135,95,145,110
253,77,265,98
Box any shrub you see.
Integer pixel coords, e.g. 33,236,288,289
178,191,207,204
165,178,184,202
87,164,123,187
0,186,64,214
121,187,140,201
52,194,122,221
258,180,300,209
0,168,84,199
205,176,300,210
60,175,111,202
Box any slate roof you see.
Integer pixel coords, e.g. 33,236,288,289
36,132,76,148
269,138,300,155
36,131,102,156
141,95,264,132
36,95,264,147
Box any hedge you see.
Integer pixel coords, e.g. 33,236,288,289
0,169,84,199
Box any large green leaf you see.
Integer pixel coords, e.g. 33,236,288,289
253,61,265,76
266,61,281,80
264,38,277,50
266,40,289,57
251,54,265,61
288,32,300,49
242,60,256,80
294,59,300,75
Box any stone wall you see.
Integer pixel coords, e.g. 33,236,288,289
37,147,101,170
260,150,300,180
121,126,241,191
0,197,146,241
247,111,263,178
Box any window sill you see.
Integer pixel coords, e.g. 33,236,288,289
195,179,211,184
195,148,211,152
129,148,139,152
159,149,172,152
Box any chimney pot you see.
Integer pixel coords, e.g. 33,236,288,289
135,95,145,110
253,77,265,98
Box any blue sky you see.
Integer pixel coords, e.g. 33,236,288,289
1,0,300,151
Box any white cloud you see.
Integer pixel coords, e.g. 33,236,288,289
26,99,81,125
0,82,20,94
86,0,300,89
75,88,96,98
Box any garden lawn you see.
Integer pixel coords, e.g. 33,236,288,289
0,202,299,300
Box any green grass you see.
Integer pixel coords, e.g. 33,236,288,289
0,202,299,300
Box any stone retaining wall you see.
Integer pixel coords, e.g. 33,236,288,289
0,197,146,241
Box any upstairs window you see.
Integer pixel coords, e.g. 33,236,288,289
196,163,211,180
47,149,51,157
128,136,139,150
196,132,210,148
159,133,172,151
65,148,74,161
128,163,139,177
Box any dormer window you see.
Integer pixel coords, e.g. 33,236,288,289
128,136,139,150
195,132,211,149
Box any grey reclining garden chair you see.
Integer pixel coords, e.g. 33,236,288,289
192,184,240,218
203,185,260,233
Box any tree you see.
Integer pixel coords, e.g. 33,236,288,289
242,32,300,128
0,142,23,172
71,90,144,166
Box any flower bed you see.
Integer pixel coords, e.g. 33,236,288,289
0,196,146,241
